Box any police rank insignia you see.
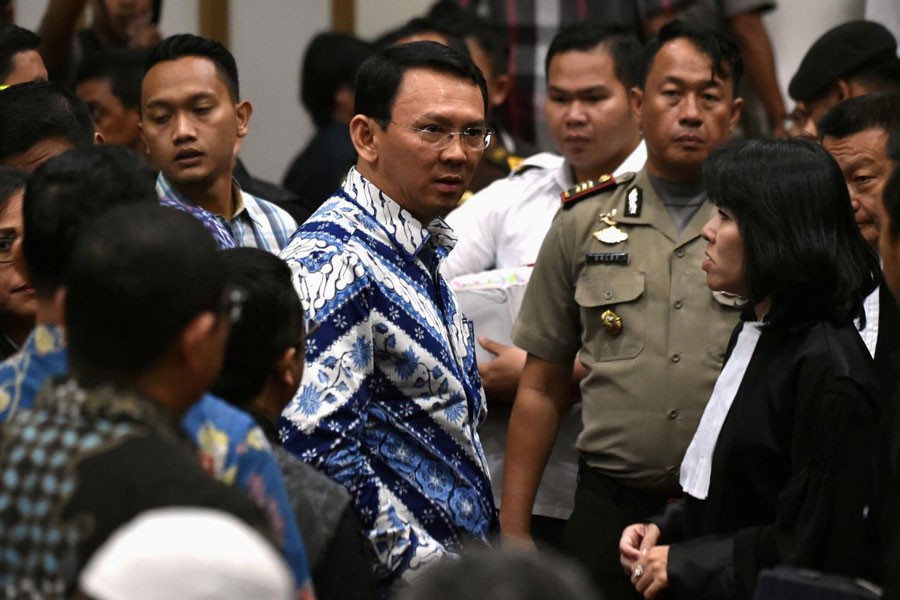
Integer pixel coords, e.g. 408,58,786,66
593,209,629,244
560,174,617,209
625,186,643,217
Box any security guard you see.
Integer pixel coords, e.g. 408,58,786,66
500,21,745,600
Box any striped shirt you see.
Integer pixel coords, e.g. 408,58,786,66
156,174,297,253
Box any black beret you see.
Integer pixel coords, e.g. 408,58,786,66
788,20,898,102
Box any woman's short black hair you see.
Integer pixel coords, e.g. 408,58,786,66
0,165,26,210
354,41,487,127
704,138,879,327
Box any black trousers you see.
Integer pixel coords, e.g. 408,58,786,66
562,464,669,600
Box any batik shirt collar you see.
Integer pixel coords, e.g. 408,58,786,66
343,167,457,268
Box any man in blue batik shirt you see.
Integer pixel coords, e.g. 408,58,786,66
279,42,497,592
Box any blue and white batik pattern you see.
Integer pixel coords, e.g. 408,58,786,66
156,174,297,253
279,167,496,589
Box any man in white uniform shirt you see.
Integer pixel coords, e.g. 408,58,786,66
441,23,646,546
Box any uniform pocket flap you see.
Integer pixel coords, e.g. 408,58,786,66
574,271,645,307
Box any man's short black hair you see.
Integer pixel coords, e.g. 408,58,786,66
67,204,225,385
819,92,900,141
545,23,643,90
145,33,240,101
211,248,304,408
0,23,39,83
640,20,743,93
301,32,372,129
355,41,488,127
0,81,94,164
22,145,157,297
705,138,879,328
76,47,148,109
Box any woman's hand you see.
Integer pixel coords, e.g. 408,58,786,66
633,545,669,599
619,522,660,573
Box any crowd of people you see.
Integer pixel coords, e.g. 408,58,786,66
0,0,899,599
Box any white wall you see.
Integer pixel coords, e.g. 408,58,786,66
356,0,433,40
230,1,329,183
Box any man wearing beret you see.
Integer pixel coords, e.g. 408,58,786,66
786,20,900,139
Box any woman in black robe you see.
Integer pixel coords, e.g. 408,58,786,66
619,138,882,600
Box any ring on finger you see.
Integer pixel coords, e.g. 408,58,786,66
632,563,644,580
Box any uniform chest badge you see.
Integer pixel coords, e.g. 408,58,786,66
593,209,629,244
600,309,623,336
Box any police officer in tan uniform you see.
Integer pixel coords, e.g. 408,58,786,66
500,21,745,600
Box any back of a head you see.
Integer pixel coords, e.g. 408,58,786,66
818,91,900,141
546,22,643,90
395,548,602,600
211,247,303,409
79,507,294,600
76,47,148,109
0,23,39,82
436,10,509,79
789,20,899,102
66,204,224,385
355,40,487,125
301,32,372,129
704,138,878,325
22,145,157,298
0,81,94,164
640,19,743,92
145,33,240,101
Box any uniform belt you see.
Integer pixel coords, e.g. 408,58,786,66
577,461,671,511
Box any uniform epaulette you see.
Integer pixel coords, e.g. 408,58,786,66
560,173,622,209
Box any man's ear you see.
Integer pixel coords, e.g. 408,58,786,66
233,100,253,156
235,100,253,138
350,114,379,164
490,73,511,108
834,78,851,102
11,238,33,289
630,86,644,126
275,346,302,388
177,311,219,373
729,96,744,131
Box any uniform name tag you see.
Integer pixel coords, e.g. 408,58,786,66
585,252,629,265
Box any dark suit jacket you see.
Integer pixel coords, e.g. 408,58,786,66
875,284,900,399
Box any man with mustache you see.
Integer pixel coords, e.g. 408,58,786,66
500,21,744,599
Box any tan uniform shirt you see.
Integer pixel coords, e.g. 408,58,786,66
513,167,743,496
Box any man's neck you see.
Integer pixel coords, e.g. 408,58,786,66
645,156,702,185
175,175,236,220
571,135,641,183
35,297,63,327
